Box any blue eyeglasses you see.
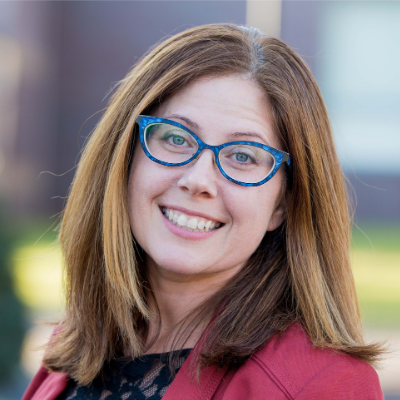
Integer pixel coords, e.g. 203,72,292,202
136,115,291,187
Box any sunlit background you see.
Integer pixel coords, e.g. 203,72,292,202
0,1,399,399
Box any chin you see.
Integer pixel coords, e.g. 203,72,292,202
155,258,205,275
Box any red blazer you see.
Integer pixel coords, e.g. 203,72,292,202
22,324,383,400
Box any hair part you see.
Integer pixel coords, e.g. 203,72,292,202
43,24,383,385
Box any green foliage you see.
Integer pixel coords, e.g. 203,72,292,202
0,207,26,383
352,223,400,253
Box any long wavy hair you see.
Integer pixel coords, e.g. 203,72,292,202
43,24,382,385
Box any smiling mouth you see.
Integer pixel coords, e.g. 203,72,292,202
161,206,223,232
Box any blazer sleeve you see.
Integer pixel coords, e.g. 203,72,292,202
295,360,384,400
21,365,68,400
22,365,50,400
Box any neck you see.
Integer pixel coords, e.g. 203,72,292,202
144,258,235,354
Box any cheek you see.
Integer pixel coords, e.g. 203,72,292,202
128,152,157,232
127,152,180,226
225,184,281,236
129,150,166,200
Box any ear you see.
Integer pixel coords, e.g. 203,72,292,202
267,194,287,232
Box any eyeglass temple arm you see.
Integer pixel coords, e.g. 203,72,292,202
281,151,291,168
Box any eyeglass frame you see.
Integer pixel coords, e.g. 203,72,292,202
135,115,291,187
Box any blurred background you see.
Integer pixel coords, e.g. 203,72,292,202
0,1,399,399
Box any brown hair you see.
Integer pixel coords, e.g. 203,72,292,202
43,24,382,384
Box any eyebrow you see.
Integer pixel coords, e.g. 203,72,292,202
228,131,268,144
164,113,270,145
164,114,200,130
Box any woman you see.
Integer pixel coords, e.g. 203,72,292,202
23,24,384,400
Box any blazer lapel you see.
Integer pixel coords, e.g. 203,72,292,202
163,350,227,400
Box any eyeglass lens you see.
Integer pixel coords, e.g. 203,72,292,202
144,122,276,184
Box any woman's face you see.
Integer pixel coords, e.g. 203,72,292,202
128,75,286,283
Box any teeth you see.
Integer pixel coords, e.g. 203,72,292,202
177,214,188,227
187,218,197,229
162,207,221,232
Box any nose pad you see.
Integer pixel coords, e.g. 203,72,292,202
191,148,218,167
177,149,218,197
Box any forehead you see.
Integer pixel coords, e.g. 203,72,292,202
153,75,279,147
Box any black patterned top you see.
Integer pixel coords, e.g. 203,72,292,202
56,349,192,400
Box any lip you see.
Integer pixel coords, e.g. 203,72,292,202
160,204,223,223
160,208,221,240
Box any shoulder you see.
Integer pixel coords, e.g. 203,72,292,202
222,324,383,400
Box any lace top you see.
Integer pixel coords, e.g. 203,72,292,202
56,349,192,400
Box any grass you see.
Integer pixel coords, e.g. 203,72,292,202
10,222,400,326
351,223,400,327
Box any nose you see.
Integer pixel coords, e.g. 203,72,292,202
177,149,218,198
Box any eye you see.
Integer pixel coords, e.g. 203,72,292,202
170,134,186,145
161,131,190,147
229,150,257,164
234,153,250,163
